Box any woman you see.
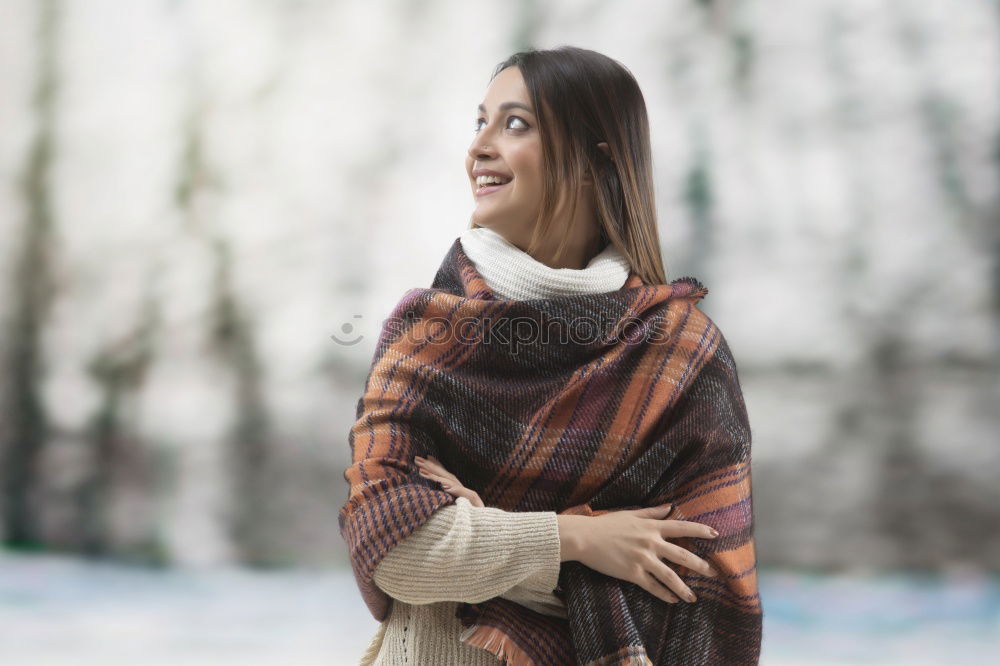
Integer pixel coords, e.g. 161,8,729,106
341,46,762,665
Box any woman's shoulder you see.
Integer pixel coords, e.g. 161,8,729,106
650,275,745,373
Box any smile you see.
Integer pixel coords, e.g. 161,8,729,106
475,180,511,197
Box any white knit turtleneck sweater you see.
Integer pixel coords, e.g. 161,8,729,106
358,230,633,666
458,225,631,299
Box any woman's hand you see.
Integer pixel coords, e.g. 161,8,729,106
559,504,721,605
414,455,485,507
414,455,718,605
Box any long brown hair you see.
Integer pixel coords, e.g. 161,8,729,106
469,45,667,285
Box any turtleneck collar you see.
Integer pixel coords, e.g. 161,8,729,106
458,226,632,301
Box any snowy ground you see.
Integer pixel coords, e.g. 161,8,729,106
1,551,997,665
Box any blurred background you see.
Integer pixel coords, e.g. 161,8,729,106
1,0,998,664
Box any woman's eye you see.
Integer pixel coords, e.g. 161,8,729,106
474,116,529,132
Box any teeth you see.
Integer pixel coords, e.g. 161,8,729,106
476,175,511,186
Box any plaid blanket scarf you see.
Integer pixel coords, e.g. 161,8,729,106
339,237,762,665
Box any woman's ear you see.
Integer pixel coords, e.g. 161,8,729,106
585,142,614,184
583,141,614,185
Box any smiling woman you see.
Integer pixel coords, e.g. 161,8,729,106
468,92,537,212
340,45,762,666
465,65,617,274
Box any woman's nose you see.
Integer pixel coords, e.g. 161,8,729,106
468,140,496,161
468,125,498,160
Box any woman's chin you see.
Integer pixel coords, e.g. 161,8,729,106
470,207,502,226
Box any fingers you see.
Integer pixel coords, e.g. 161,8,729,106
637,568,681,604
414,457,448,485
654,539,720,579
421,473,478,506
637,503,673,518
656,518,720,541
416,454,442,467
415,459,450,487
414,456,459,483
418,468,454,491
415,457,481,505
414,457,480,504
646,557,698,603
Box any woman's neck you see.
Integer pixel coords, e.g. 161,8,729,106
458,226,631,301
476,222,604,271
513,234,604,270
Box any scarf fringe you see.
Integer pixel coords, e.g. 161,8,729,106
459,622,536,666
461,622,655,666
357,619,387,666
581,648,655,666
670,275,709,300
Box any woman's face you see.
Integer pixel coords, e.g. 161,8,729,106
465,66,544,240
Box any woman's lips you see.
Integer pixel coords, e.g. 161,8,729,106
475,180,511,197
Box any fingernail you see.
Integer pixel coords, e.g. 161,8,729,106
686,592,697,602
415,456,425,462
708,528,719,537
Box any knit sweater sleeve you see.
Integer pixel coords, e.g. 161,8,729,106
371,496,565,613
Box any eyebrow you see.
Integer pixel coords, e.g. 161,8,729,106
477,101,535,115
